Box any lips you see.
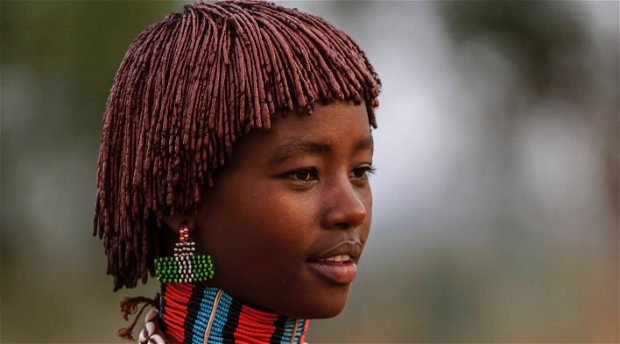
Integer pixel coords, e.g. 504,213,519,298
307,240,362,284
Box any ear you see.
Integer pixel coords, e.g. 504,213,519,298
157,210,199,235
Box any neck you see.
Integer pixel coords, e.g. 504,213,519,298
159,283,309,344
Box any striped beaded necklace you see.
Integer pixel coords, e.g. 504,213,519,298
159,283,309,344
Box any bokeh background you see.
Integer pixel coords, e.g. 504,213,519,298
1,0,618,342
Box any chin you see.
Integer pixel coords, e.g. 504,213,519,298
307,303,347,319
291,284,351,319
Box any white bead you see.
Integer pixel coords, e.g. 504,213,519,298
139,328,148,343
146,321,155,336
150,334,165,344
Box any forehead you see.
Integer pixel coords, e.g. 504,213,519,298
229,101,372,166
253,102,370,148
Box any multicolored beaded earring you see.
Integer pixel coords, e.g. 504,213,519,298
154,223,215,284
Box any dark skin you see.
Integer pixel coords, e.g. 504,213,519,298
163,101,374,319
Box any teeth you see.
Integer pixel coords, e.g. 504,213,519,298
318,254,351,263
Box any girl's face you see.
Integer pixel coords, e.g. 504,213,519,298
192,101,373,318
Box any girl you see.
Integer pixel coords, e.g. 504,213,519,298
93,1,380,343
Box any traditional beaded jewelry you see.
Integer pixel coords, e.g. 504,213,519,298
158,283,309,344
154,224,215,284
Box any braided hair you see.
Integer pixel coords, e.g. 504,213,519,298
94,0,381,291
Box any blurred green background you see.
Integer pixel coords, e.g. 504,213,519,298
1,0,618,342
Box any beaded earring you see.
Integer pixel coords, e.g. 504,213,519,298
154,223,215,284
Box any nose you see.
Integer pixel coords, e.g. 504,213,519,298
321,178,368,230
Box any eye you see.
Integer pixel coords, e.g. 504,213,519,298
351,165,376,181
285,167,319,183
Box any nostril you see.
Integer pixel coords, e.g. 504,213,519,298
333,218,365,230
334,222,351,230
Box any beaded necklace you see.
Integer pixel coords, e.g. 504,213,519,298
159,283,309,344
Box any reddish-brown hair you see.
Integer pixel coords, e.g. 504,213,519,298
94,0,380,290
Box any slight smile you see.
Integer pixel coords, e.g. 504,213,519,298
307,241,362,284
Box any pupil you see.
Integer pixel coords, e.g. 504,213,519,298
297,171,309,180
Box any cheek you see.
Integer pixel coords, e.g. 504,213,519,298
242,193,316,257
204,188,318,272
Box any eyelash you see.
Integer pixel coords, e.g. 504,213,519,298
284,165,376,184
353,165,377,180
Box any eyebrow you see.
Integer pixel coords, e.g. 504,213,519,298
355,136,374,152
269,136,373,165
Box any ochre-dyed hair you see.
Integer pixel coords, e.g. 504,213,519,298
94,0,381,291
